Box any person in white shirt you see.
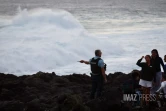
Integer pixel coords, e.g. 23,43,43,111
156,75,166,98
156,74,166,107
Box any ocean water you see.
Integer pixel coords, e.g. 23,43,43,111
0,0,166,76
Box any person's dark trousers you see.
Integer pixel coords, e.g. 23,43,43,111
90,75,104,99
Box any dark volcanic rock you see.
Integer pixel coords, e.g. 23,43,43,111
0,100,24,111
0,71,165,111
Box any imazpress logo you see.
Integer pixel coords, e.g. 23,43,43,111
123,94,157,101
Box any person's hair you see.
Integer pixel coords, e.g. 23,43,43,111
146,55,151,59
132,71,140,79
165,55,166,58
151,49,159,57
95,49,101,56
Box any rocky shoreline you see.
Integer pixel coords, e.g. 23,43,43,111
0,71,166,111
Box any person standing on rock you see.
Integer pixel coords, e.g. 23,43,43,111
136,55,155,106
79,49,107,99
150,49,165,94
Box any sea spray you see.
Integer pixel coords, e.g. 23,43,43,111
0,8,123,75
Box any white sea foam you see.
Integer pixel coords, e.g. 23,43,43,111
0,8,124,75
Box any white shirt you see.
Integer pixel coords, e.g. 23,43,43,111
156,81,166,98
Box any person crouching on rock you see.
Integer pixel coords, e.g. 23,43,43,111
136,55,155,106
79,49,107,99
155,74,166,107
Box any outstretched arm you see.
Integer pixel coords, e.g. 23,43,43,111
156,82,166,93
79,60,90,64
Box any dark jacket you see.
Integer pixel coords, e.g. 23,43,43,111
151,57,165,73
136,58,155,81
164,65,166,74
90,58,102,75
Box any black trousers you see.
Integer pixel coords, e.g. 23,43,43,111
90,75,104,99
